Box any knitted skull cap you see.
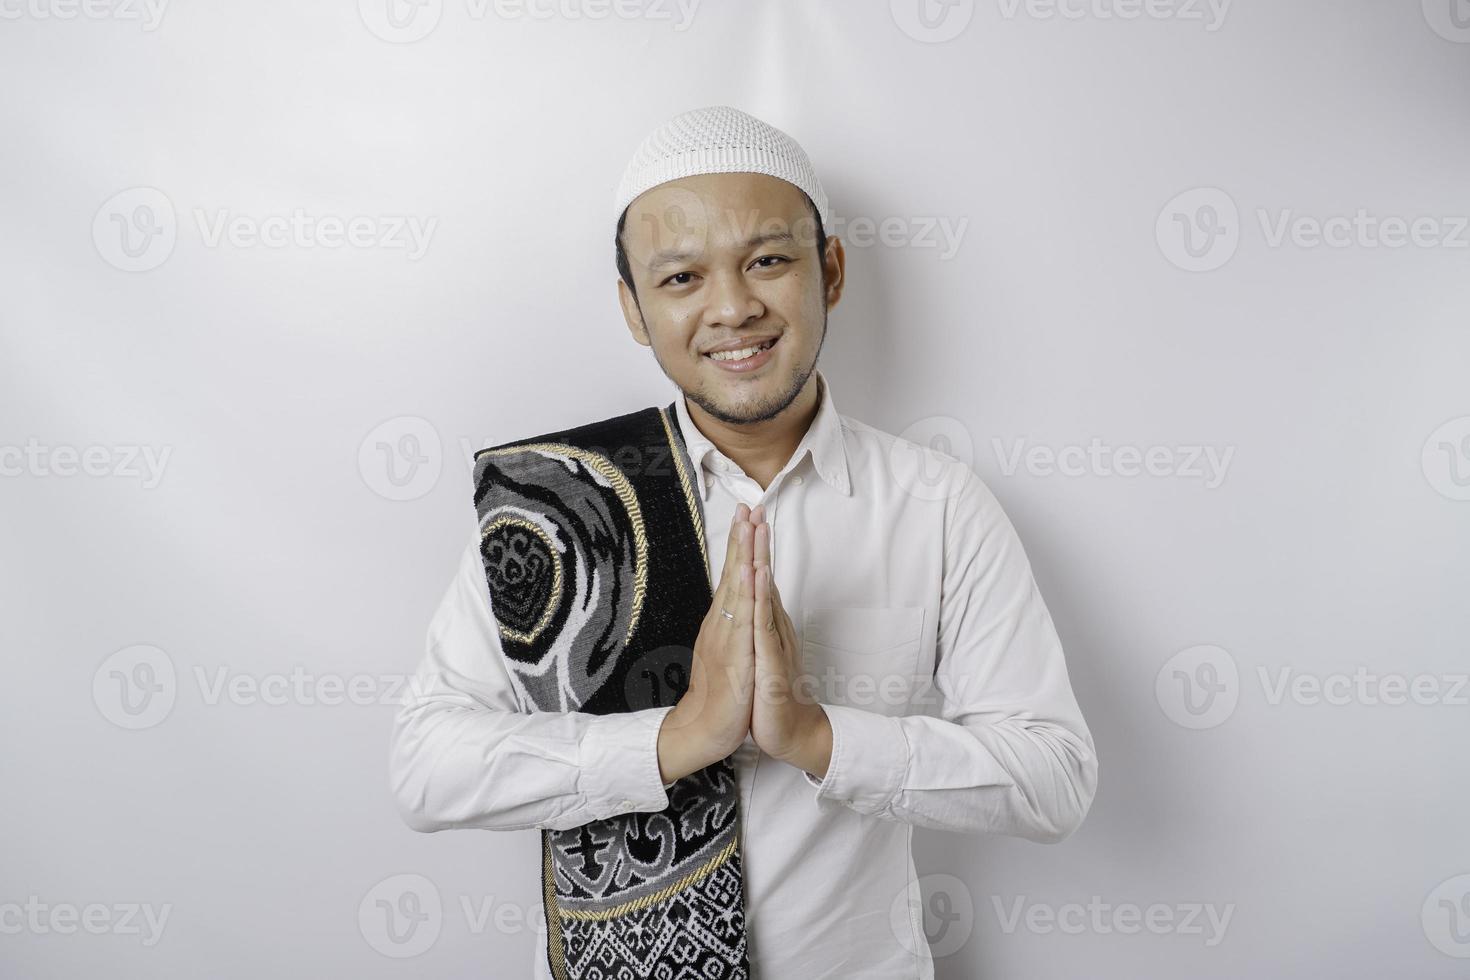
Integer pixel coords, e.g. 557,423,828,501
613,105,831,229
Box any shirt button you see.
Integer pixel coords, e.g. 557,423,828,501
792,476,804,485
621,799,633,808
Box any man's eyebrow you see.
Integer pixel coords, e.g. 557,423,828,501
646,230,800,271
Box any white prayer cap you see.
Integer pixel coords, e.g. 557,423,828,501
613,105,831,229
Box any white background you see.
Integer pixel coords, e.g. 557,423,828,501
2,1,1468,977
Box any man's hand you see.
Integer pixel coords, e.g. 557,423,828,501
748,504,833,780
656,504,758,783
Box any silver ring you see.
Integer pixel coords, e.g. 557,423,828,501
720,607,735,621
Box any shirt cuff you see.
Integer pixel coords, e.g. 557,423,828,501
803,703,908,816
580,705,678,819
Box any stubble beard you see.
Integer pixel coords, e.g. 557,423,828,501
655,309,827,427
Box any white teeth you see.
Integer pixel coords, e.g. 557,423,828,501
708,340,772,362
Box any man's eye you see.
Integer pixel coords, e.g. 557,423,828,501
752,255,789,269
661,272,696,287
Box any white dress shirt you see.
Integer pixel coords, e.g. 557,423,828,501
390,369,1098,979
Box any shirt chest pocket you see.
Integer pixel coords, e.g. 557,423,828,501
800,606,926,717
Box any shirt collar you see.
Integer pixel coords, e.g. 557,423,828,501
673,368,852,500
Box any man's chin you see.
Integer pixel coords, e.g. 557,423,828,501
692,378,804,426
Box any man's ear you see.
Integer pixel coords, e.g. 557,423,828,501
617,279,651,347
822,235,847,310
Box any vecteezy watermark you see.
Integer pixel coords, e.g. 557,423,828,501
623,645,693,710
92,645,436,730
482,0,700,26
456,411,963,508
360,416,443,502
0,898,172,947
0,439,172,488
360,875,442,958
1157,645,1469,729
622,198,965,265
359,873,550,957
93,645,178,730
461,437,680,481
1156,644,1240,729
93,187,177,272
711,659,968,717
193,209,436,260
1156,187,1240,272
1256,209,1470,251
1422,0,1470,43
992,895,1235,946
358,0,443,42
995,0,1230,31
93,188,438,271
1422,416,1470,501
192,666,432,708
1158,187,1470,271
993,437,1235,489
888,415,975,503
890,0,976,43
1423,874,1470,958
827,212,970,260
1257,667,1469,708
779,665,926,714
0,0,168,29
358,0,701,43
895,0,1230,41
890,874,976,958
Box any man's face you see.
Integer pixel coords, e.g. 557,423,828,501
617,172,842,425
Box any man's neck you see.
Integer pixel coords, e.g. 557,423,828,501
684,374,821,491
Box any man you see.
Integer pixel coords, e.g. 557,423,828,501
390,105,1097,980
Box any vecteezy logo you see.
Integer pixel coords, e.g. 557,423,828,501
1423,874,1470,957
1423,0,1470,42
358,416,443,501
1156,187,1240,272
1422,416,1470,501
359,874,442,957
1156,644,1239,729
890,873,974,958
93,187,177,272
93,644,177,730
890,0,975,42
359,0,442,42
623,645,692,710
891,415,974,502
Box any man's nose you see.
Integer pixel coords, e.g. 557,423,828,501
703,269,764,328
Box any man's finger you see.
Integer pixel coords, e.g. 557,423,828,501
711,505,750,616
734,519,755,628
769,569,797,648
753,518,770,572
754,565,777,657
753,516,776,633
734,559,756,634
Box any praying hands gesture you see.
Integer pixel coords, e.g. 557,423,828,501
656,504,833,784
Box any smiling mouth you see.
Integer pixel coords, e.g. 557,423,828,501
705,337,778,362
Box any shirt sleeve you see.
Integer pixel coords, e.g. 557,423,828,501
390,533,677,833
802,464,1099,843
